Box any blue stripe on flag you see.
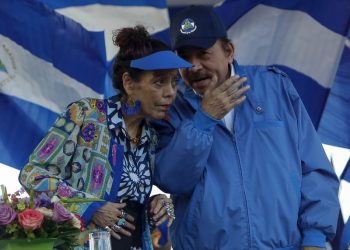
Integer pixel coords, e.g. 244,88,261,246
37,0,167,9
216,0,350,130
215,0,259,30
217,0,350,35
0,0,106,93
0,0,171,170
318,43,350,148
0,0,106,169
263,0,350,35
340,216,350,250
273,65,330,127
0,93,58,170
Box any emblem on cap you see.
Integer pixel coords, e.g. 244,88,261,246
180,18,197,34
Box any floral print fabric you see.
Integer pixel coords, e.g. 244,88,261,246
19,95,157,250
106,96,152,204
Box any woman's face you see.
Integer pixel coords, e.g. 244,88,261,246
130,69,178,120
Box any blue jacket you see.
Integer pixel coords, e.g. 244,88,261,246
152,61,339,250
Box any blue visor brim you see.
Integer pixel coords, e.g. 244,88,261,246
130,51,192,70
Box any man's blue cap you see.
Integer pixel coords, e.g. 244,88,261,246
130,50,192,70
170,6,227,50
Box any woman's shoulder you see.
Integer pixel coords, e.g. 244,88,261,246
63,97,106,125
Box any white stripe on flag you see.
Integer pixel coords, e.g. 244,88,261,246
228,4,345,88
0,34,102,113
55,4,169,61
346,37,350,48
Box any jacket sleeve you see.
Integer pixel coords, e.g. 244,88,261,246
18,100,106,225
153,104,220,195
287,79,340,247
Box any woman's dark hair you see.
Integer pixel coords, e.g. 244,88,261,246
112,25,170,95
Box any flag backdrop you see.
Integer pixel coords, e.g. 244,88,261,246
0,0,349,167
0,0,169,170
215,0,350,132
318,33,350,149
332,159,350,249
0,0,349,247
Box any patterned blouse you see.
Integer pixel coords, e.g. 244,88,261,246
19,95,157,250
106,96,152,203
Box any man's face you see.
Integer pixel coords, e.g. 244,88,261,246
177,40,234,96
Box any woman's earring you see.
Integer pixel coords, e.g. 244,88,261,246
122,96,141,115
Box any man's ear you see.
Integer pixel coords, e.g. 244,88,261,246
226,41,235,62
122,72,134,96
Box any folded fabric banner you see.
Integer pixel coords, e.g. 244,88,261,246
318,35,350,149
215,0,350,141
1,0,349,170
331,159,350,249
340,159,350,250
0,0,168,170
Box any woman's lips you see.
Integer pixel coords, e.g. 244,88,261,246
158,104,171,111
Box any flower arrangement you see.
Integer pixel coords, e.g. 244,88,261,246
0,185,85,250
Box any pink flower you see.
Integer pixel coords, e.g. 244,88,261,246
0,204,17,225
52,202,72,222
18,209,44,230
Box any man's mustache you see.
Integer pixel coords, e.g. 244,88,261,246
187,72,211,81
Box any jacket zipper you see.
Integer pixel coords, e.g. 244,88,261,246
233,111,252,249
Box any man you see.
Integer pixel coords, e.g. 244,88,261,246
152,5,339,250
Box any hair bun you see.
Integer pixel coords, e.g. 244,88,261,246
113,25,151,51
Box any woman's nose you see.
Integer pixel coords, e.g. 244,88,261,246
164,83,176,98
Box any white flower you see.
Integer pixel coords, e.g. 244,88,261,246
71,214,82,229
36,207,53,218
51,195,60,203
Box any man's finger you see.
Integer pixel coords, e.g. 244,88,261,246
216,75,240,92
230,95,247,106
203,74,219,95
155,214,168,226
232,85,250,99
225,76,247,93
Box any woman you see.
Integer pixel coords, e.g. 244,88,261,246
19,25,192,250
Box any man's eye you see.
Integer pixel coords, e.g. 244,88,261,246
200,50,210,56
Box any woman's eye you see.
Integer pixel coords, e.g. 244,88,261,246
153,80,163,86
172,75,180,83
